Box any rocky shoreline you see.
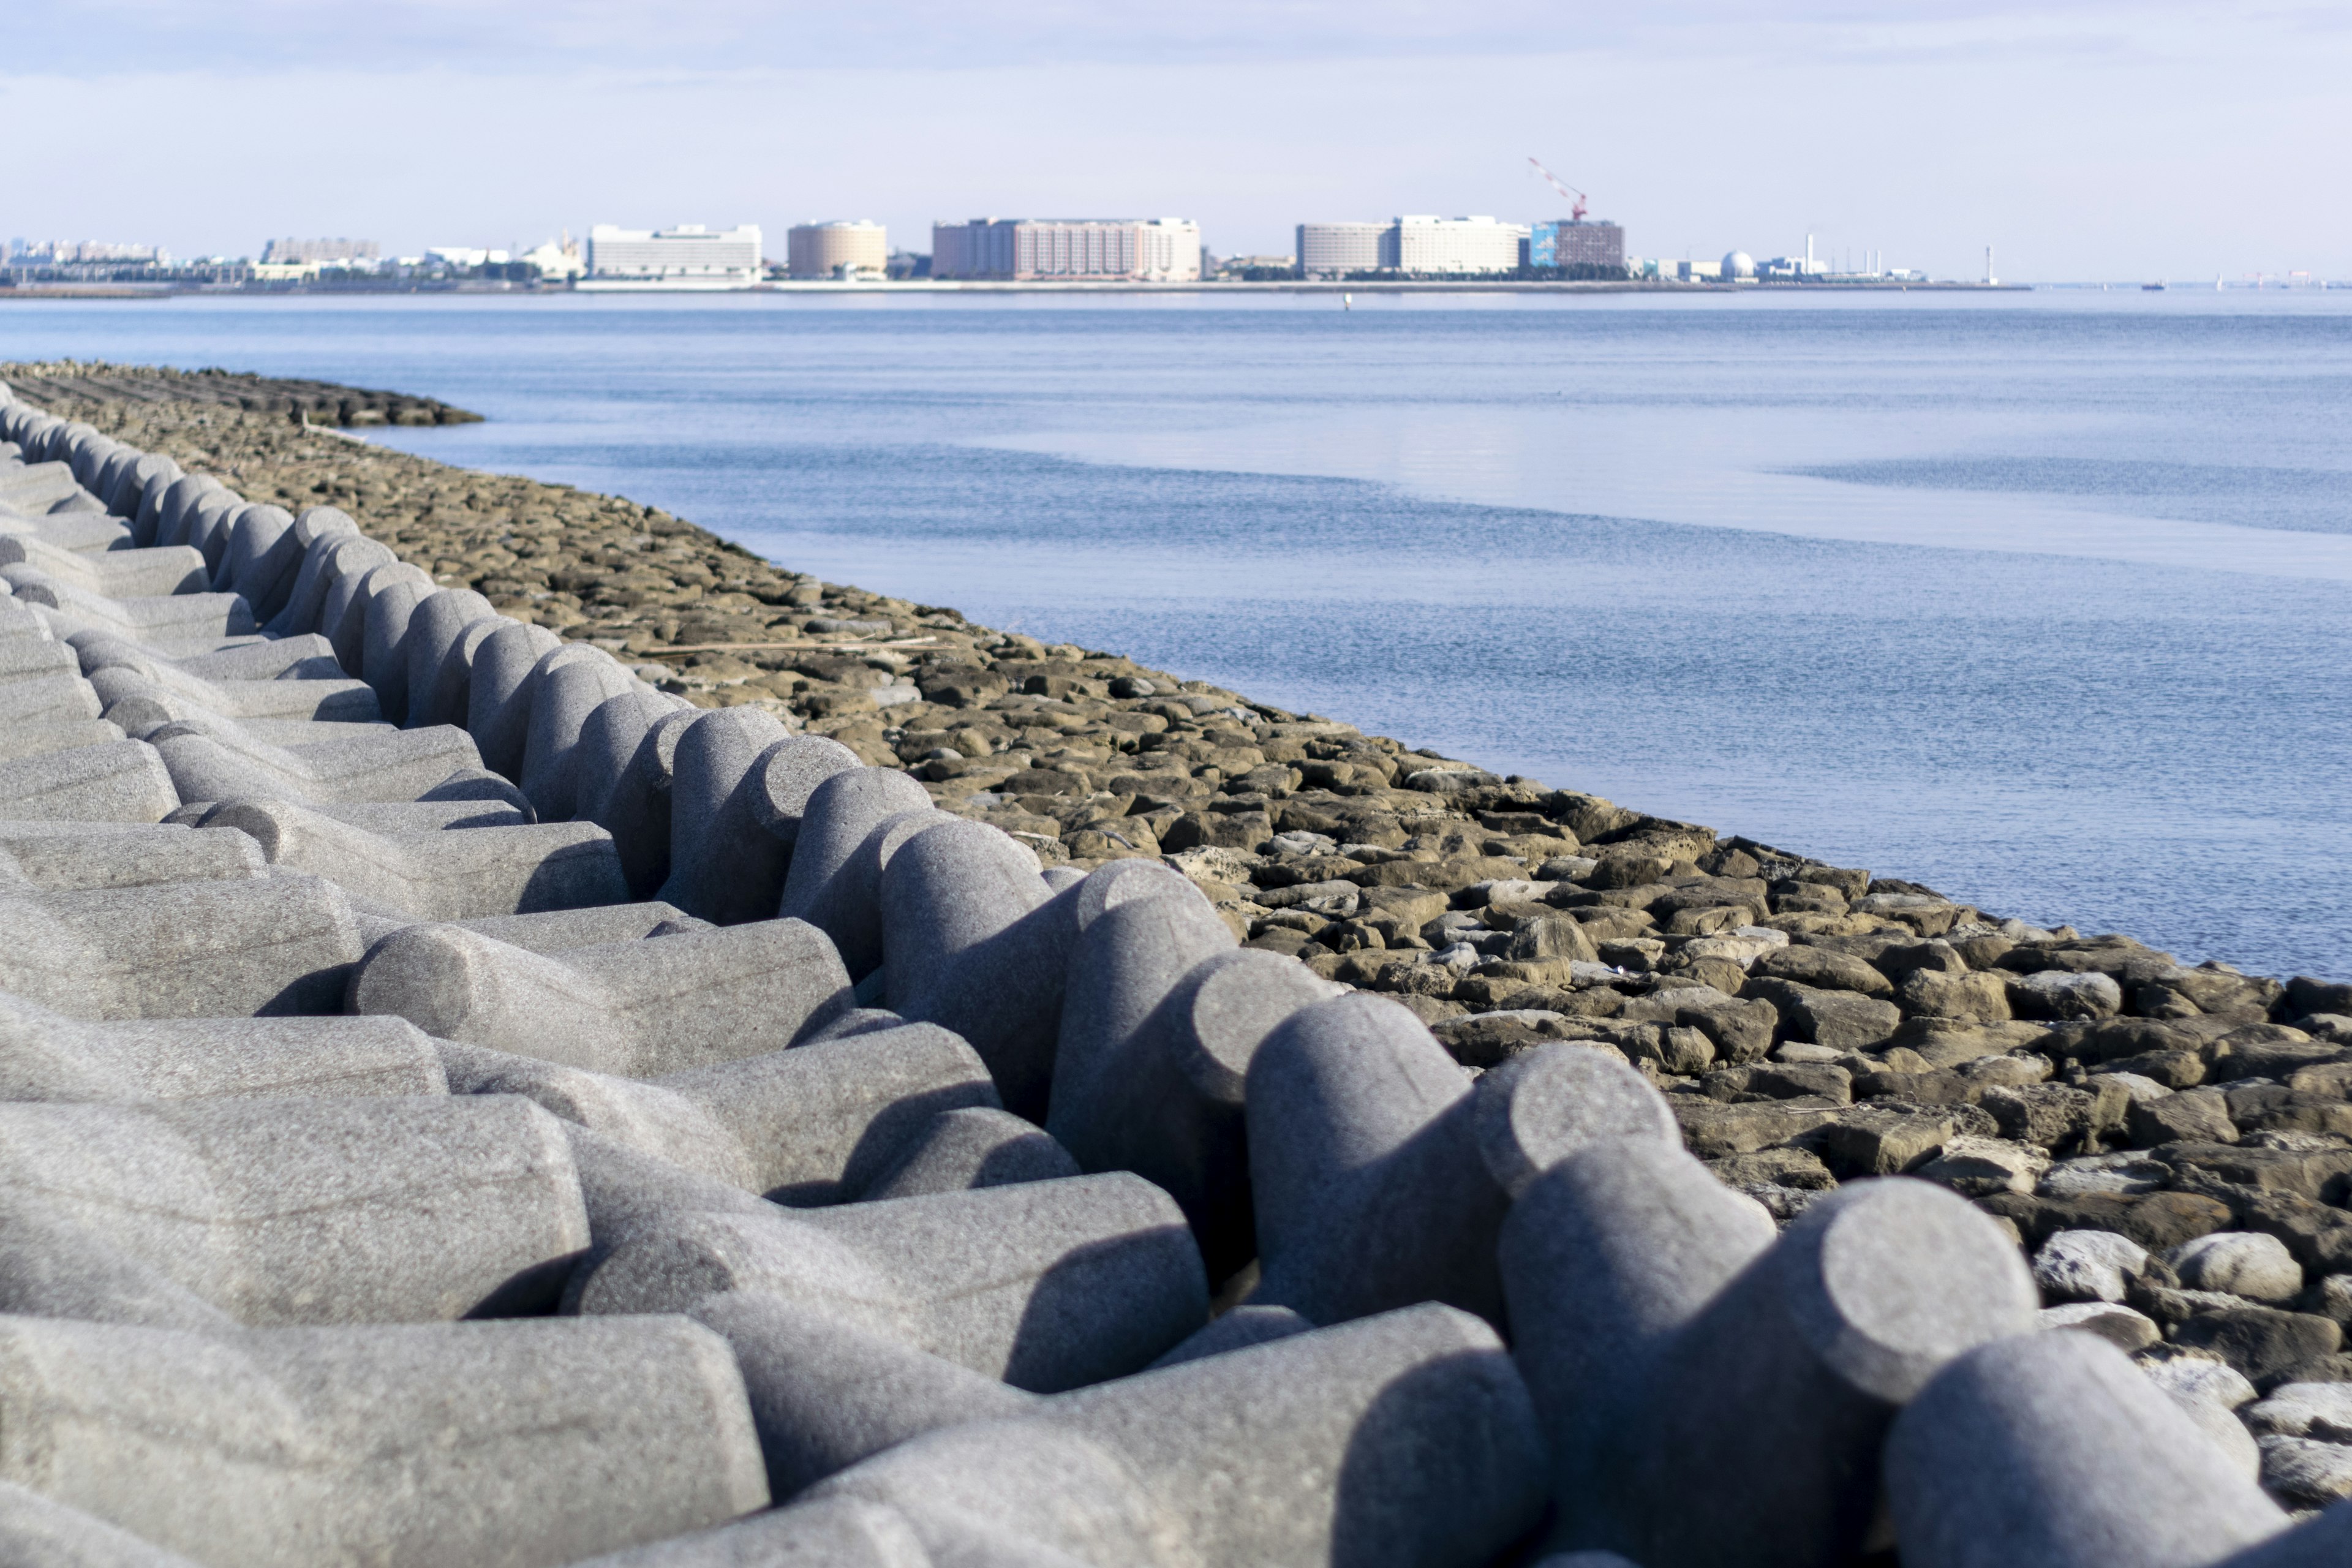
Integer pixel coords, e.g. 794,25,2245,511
4,360,2350,1550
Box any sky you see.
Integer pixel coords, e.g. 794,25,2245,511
3,2,2347,281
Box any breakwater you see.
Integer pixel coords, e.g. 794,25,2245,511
0,360,2343,1563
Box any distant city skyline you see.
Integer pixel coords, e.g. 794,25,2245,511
4,1,2346,282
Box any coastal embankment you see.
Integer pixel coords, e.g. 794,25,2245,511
5,360,2351,1545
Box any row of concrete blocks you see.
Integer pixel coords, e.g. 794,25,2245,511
0,390,2343,1565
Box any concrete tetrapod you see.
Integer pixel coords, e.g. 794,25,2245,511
465,620,565,779
0,1095,589,1325
0,1479,206,1567
798,1301,1548,1568
589,705,700,899
0,534,206,599
400,589,499,729
198,797,628,920
575,1171,1208,1393
0,993,445,1102
0,1314,767,1568
355,570,435,725
568,688,684,835
857,1104,1082,1202
434,1022,1000,1202
660,716,859,925
268,530,385,639
1504,1115,2038,1567
0,819,263,892
520,650,639,821
1243,992,1515,1327
880,818,1074,1120
777,766,938,978
0,872,363,1017
346,916,853,1074
323,559,429,676
0,739,176,822
1884,1330,2292,1568
85,653,382,725
145,717,488,806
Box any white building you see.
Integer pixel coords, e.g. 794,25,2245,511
1297,222,1387,278
786,221,888,279
1386,216,1528,275
930,219,1200,282
519,233,585,281
581,224,763,289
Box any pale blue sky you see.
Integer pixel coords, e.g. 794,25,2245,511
4,2,2345,279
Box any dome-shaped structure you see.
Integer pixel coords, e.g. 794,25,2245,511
1722,251,1755,279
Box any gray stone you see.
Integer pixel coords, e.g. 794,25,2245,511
778,767,938,977
1247,992,1512,1326
521,650,639,820
859,1104,1082,1201
435,1021,995,1201
801,1301,1546,1568
347,917,852,1075
0,1095,587,1325
2248,1382,2352,1442
1887,1332,2288,1568
2258,1436,2352,1507
0,872,362,1017
2212,1501,2352,1566
466,619,566,778
0,993,444,1103
0,1313,767,1567
2011,968,2127,1020
662,722,858,925
2037,1300,2162,1351
1783,986,1904,1050
201,797,626,921
2035,1227,2151,1304
576,1172,1207,1392
2174,1231,2307,1304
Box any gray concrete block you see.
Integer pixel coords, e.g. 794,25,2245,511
2213,1502,2352,1567
778,767,937,977
347,916,852,1074
1887,1330,2289,1568
691,1292,1038,1501
148,719,484,806
0,819,263,892
266,528,380,638
178,489,244,579
161,633,343,684
1246,992,1511,1327
660,718,858,925
575,1171,1206,1392
325,560,430,674
436,1020,995,1202
590,705,701,899
0,1478,203,1567
803,1301,1546,1568
0,741,177,822
0,1095,589,1324
859,1105,1082,1202
883,819,1075,1118
0,1313,767,1567
466,619,566,778
200,797,626,920
450,900,710,951
521,651,638,821
0,535,207,598
564,1496,932,1568
0,719,129,763
0,668,102,723
7,573,256,654
357,573,435,725
88,658,380,728
1145,1302,1316,1370
215,503,295,604
145,473,227,550
1512,1164,2036,1567
401,589,498,729
1472,1042,1687,1200
0,872,361,1017
0,993,445,1102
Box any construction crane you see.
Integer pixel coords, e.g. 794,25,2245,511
1528,156,1588,222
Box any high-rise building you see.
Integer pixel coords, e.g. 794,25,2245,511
1527,220,1625,275
930,219,1200,282
261,238,379,265
582,224,763,288
787,221,888,279
1296,222,1387,278
1386,216,1528,275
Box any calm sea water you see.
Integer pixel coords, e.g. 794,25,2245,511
6,291,2348,978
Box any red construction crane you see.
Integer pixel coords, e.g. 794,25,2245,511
1528,157,1588,222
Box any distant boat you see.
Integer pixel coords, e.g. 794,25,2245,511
2143,282,2166,292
